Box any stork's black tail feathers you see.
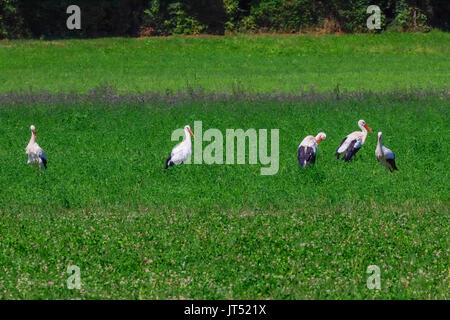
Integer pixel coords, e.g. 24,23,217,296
298,146,316,167
164,154,173,169
342,150,356,162
342,140,359,162
343,150,357,162
386,159,398,172
42,158,47,169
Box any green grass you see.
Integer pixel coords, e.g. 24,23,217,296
0,32,448,299
0,96,448,299
0,31,449,93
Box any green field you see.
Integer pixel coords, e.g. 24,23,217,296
0,33,449,299
0,31,449,93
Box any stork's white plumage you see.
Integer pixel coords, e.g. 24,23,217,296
335,119,372,162
165,125,194,169
298,132,326,167
375,131,398,172
25,125,47,169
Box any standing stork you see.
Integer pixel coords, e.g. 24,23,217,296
375,131,398,172
164,125,194,169
335,119,372,162
25,125,47,169
298,132,326,167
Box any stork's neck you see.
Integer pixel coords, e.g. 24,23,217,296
376,135,383,155
29,132,36,145
359,125,368,144
184,129,192,145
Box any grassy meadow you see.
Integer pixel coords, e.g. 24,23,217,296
0,31,449,93
0,32,449,299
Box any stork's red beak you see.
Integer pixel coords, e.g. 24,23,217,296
364,124,373,133
188,128,194,137
316,137,323,143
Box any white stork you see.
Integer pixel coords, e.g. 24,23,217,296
164,125,194,169
335,119,372,162
25,125,47,169
375,131,398,172
298,132,326,167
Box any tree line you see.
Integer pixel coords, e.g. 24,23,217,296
1,0,449,39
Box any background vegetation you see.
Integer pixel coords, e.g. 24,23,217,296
1,0,450,39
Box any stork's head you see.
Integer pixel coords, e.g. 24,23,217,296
315,132,326,143
358,119,372,133
30,125,36,136
184,125,194,138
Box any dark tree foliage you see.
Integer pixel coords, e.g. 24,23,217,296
185,0,227,34
16,0,149,38
142,0,227,35
0,0,448,39
0,0,27,38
